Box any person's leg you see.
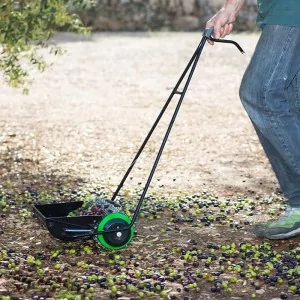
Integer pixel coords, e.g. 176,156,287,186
239,25,300,239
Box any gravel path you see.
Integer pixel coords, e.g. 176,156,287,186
0,32,278,197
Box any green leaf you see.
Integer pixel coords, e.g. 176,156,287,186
0,0,93,92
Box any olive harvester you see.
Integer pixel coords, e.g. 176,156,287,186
32,28,244,250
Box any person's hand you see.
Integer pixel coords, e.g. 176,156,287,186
206,0,245,45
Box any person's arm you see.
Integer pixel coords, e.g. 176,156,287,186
206,0,245,41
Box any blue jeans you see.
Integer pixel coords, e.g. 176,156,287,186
239,25,300,207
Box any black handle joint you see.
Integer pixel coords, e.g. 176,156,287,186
203,27,214,38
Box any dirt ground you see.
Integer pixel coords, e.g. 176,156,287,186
2,31,300,300
0,31,278,198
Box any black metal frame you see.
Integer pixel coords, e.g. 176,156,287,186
32,28,244,240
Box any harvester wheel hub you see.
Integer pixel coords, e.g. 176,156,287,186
96,213,134,250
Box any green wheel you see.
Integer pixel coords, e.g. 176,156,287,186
96,213,134,250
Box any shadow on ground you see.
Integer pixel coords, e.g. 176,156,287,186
0,137,85,194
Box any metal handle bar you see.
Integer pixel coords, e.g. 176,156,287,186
76,29,245,238
110,29,244,202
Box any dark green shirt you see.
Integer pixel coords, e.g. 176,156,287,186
257,0,300,27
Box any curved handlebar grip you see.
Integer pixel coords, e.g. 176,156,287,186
202,27,245,54
209,37,245,54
